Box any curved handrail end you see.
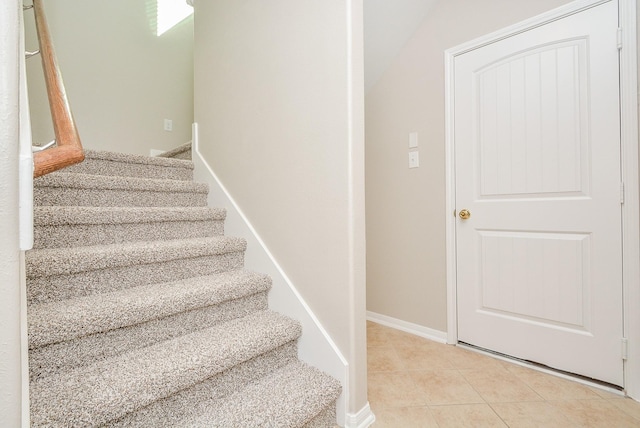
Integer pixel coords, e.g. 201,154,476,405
33,144,84,177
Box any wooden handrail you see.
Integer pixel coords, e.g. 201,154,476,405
31,0,84,177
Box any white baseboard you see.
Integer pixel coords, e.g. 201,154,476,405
191,123,349,426
345,402,375,428
367,311,448,343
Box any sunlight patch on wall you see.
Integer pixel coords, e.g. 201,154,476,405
157,0,193,36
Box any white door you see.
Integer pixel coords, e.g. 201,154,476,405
454,0,623,386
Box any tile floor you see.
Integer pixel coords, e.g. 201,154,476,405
367,321,640,427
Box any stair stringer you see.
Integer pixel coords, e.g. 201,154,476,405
192,132,348,427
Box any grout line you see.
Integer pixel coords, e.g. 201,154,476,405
486,402,514,428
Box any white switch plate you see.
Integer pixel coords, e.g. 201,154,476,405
409,151,419,168
409,132,418,148
164,119,173,131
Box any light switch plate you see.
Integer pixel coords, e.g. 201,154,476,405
409,151,419,168
409,132,418,149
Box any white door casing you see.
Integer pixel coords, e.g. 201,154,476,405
449,0,624,386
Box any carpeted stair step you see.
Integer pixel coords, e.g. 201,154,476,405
29,290,270,382
33,206,226,249
157,141,192,160
303,406,340,428
112,359,341,428
63,149,194,180
29,271,272,381
174,361,341,427
110,341,301,427
29,311,302,427
34,172,208,207
27,236,247,304
29,270,272,349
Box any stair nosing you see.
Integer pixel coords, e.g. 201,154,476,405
28,270,272,348
33,206,226,226
26,236,247,279
34,172,208,193
157,142,192,158
83,149,194,169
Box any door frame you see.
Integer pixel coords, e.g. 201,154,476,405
444,0,639,398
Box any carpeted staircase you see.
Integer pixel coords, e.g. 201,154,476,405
157,141,192,160
26,149,341,427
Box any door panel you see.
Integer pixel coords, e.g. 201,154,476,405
477,39,589,198
478,231,590,329
454,0,623,385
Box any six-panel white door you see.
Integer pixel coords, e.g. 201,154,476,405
454,0,624,386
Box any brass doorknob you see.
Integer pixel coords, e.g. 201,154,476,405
459,209,471,220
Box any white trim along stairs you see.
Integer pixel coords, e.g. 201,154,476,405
26,147,341,427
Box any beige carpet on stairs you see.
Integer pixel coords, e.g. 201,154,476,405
157,141,192,160
26,148,341,427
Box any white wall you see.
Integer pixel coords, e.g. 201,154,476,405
363,0,438,92
0,0,24,425
24,0,194,156
365,0,572,332
193,0,368,421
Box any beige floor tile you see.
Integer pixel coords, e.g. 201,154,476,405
444,347,506,371
368,371,426,409
460,368,543,403
490,401,576,428
369,322,445,348
499,359,518,370
587,385,625,399
608,397,640,421
367,324,394,348
381,325,420,339
505,364,601,400
365,322,640,425
548,399,640,427
394,342,455,370
430,403,508,427
367,346,405,372
370,406,438,427
387,327,449,346
411,369,485,405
